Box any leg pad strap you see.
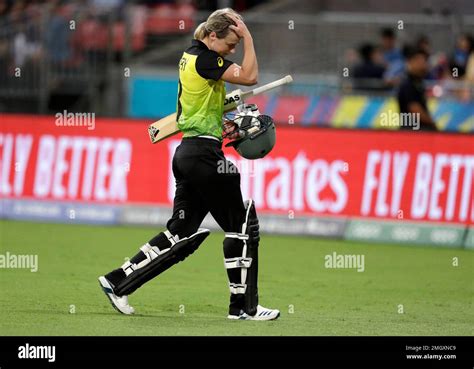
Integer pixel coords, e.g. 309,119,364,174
114,228,210,296
223,199,260,316
224,257,252,269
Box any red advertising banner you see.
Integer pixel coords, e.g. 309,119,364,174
1,114,473,225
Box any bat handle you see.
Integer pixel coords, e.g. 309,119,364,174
250,75,293,96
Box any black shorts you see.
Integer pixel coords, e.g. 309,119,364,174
166,137,246,238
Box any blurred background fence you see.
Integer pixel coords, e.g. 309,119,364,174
1,0,473,129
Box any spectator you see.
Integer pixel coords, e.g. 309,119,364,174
0,0,10,18
450,33,473,78
11,1,42,69
380,27,405,86
352,43,386,90
459,49,474,101
397,45,437,131
415,34,448,80
416,34,431,55
45,2,72,65
13,24,41,67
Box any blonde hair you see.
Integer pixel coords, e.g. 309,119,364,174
194,8,243,41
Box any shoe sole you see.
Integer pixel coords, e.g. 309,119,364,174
227,311,280,321
98,276,132,315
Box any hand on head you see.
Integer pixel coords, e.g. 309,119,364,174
226,13,250,39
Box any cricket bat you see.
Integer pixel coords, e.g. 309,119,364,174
148,75,293,144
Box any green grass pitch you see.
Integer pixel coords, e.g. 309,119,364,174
0,220,472,336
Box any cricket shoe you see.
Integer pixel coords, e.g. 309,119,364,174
227,305,280,321
98,276,135,315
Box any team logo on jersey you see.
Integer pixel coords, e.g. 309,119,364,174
217,57,224,67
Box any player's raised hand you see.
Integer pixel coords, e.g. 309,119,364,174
227,13,251,39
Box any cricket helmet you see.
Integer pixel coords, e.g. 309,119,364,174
224,104,276,160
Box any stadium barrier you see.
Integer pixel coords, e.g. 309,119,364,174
127,75,474,132
1,114,472,248
345,218,466,248
465,227,474,249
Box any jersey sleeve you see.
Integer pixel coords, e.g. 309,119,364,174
195,50,233,81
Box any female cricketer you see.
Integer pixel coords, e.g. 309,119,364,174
99,8,279,321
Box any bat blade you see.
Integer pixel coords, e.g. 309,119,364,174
148,113,178,143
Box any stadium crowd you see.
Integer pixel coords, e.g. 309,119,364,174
349,28,474,90
0,1,472,122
